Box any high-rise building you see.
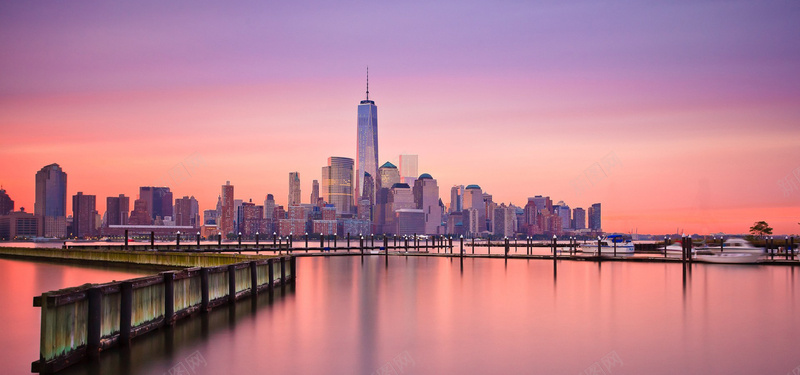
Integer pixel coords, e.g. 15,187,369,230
361,172,375,204
572,207,586,230
220,181,235,235
355,70,379,206
449,185,463,213
310,180,320,206
399,154,418,185
492,203,517,238
264,194,275,220
175,196,199,227
128,199,151,225
72,192,97,238
138,187,173,221
378,162,400,189
289,172,301,206
462,185,485,234
555,201,571,231
0,210,40,240
0,187,15,215
588,203,602,231
384,182,415,235
413,173,442,235
105,194,130,226
35,163,67,238
322,157,353,215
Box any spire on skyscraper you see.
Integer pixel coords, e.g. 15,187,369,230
366,66,369,100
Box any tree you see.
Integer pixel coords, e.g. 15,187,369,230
749,221,773,237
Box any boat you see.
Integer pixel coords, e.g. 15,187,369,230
695,252,761,264
701,238,765,254
32,237,63,243
579,235,635,256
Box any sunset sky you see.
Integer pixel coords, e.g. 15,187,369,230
1,1,799,235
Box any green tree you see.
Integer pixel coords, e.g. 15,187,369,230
749,221,773,237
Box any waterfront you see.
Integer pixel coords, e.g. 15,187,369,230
2,254,798,374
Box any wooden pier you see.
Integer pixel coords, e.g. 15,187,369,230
23,251,294,374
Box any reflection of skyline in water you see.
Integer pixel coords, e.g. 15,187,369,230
1,256,799,374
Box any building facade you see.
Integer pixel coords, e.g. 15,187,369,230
35,163,67,238
323,157,354,215
355,75,379,205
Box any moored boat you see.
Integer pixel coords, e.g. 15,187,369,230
695,252,761,264
579,235,635,256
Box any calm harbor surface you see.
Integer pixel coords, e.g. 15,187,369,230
1,254,798,374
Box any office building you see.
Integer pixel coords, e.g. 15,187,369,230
72,192,97,238
35,163,67,238
588,203,602,231
572,207,586,230
139,187,173,221
413,173,442,235
378,162,400,189
399,154,418,185
0,188,14,215
322,157,354,215
220,181,235,235
289,172,301,206
105,194,130,226
355,70,379,205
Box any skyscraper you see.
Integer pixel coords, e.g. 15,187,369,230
588,203,602,231
139,187,173,221
399,154,418,185
35,163,67,238
220,181,235,235
463,185,485,234
322,157,354,215
378,162,400,189
355,69,379,205
175,196,199,227
572,207,586,230
413,173,442,235
310,180,320,206
449,185,463,213
105,194,129,226
289,172,301,206
72,192,97,238
0,187,14,215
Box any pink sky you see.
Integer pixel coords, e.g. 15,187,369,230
1,1,799,235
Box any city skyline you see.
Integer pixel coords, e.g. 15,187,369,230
1,1,799,234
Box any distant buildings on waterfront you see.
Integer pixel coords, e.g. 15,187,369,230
0,76,604,240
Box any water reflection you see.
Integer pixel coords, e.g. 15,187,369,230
3,256,800,374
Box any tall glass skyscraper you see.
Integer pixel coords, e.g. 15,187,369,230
355,69,378,206
35,163,68,238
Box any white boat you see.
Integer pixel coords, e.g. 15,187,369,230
701,238,765,254
579,235,635,256
695,252,761,264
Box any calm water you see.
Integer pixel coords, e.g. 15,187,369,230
1,255,798,374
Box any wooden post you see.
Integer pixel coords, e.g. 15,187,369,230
505,237,509,259
664,237,668,258
304,233,308,249
360,236,364,254
320,233,324,248
597,237,601,258
150,231,155,249
176,232,181,250
87,287,102,355
473,237,475,255
120,281,133,344
290,256,297,282
163,271,175,325
334,234,338,248
449,236,453,254
552,236,557,266
460,236,464,257
124,229,129,250
267,259,275,289
228,264,236,303
196,232,201,249
218,233,222,247
280,257,286,285
384,235,389,254
791,237,795,260
249,261,258,296
613,237,617,257
200,268,210,311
